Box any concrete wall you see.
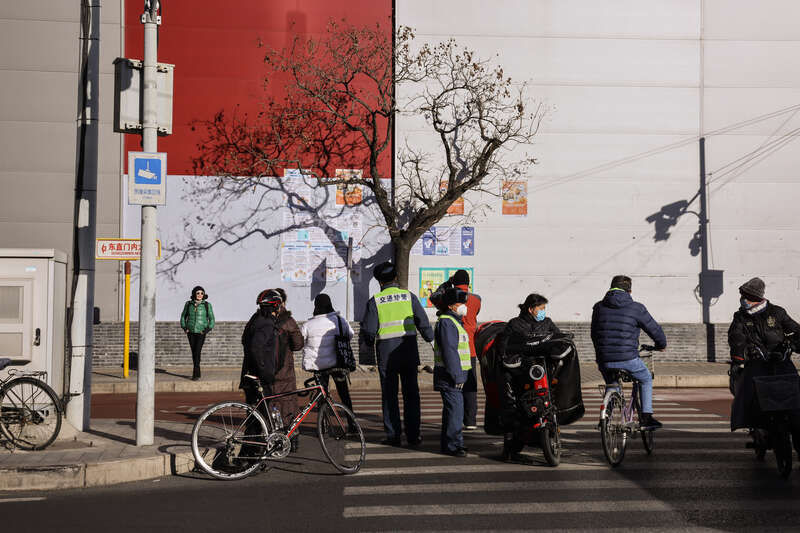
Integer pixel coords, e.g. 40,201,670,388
0,1,123,317
399,0,800,324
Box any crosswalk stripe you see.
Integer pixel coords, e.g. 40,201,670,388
342,499,799,518
352,409,718,418
357,461,768,476
343,477,776,495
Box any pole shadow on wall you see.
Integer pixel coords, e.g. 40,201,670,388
644,138,723,362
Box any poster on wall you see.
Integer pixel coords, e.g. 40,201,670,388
501,178,528,216
418,267,475,308
280,242,311,283
412,226,475,256
440,180,465,215
335,169,363,206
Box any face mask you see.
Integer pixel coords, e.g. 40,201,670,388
455,304,468,317
741,298,754,310
534,309,546,322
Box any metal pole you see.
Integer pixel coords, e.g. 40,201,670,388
136,1,159,446
123,261,131,379
346,237,353,321
698,137,716,362
66,0,100,431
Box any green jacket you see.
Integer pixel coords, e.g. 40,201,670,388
181,300,215,333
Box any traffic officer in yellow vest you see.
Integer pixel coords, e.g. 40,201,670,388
361,261,434,447
433,287,471,457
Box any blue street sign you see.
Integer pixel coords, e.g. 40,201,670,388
134,157,162,184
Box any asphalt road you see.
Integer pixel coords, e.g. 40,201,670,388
2,388,799,532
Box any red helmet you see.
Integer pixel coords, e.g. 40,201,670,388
257,289,283,307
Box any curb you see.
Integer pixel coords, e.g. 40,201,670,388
0,451,196,492
91,374,729,394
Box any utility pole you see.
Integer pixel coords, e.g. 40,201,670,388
67,0,100,431
698,137,717,362
136,0,160,446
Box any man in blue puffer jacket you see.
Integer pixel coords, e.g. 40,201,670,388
591,275,667,429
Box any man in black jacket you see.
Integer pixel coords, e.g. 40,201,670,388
591,275,667,430
240,290,282,405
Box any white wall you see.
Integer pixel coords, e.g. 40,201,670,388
399,0,800,324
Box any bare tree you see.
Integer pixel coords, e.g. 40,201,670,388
163,20,544,287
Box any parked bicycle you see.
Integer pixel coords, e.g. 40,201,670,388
191,368,366,480
598,345,657,466
0,358,63,450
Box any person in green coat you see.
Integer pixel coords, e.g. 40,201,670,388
180,285,215,380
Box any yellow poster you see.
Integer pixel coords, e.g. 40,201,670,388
501,178,528,216
335,169,363,206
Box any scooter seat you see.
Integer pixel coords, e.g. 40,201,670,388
0,358,11,371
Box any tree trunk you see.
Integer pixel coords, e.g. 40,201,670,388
392,237,413,290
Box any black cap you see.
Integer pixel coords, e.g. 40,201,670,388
373,261,397,283
739,277,765,301
610,275,632,292
442,287,468,306
452,269,470,286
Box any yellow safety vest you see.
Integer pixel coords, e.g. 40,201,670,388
434,314,472,371
375,287,416,340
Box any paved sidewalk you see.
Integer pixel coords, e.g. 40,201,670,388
91,361,733,394
0,419,195,491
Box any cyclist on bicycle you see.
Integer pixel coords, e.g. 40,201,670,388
728,277,800,453
591,275,667,430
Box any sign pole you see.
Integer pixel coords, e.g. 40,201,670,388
123,261,131,379
136,1,160,446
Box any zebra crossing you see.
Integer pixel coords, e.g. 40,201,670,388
337,388,800,531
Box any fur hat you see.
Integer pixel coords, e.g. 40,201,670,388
191,286,208,300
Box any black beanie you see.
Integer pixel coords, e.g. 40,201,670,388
452,269,470,286
739,277,765,301
313,293,335,315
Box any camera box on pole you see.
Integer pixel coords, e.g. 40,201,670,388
113,58,174,135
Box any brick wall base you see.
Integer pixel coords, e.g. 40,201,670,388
92,321,731,367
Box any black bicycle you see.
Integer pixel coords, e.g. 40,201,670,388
0,358,63,450
191,369,365,480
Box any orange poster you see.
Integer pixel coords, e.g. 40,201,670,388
501,178,528,216
440,180,464,215
335,169,363,206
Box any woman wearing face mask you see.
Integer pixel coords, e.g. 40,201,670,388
496,293,562,461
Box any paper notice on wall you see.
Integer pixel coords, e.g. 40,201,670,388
419,267,475,307
335,169,363,206
282,176,318,208
501,178,528,216
280,242,311,283
412,226,475,256
440,180,465,215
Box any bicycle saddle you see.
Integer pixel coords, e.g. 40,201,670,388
0,358,10,371
607,369,635,383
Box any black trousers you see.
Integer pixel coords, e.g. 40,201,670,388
187,332,206,369
318,371,353,411
462,358,478,426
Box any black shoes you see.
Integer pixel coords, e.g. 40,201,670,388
640,413,663,430
407,436,424,448
380,438,402,447
442,447,467,457
191,367,201,381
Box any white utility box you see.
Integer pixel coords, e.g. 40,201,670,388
0,249,67,395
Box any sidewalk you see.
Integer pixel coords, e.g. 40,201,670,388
1,361,732,492
91,361,732,394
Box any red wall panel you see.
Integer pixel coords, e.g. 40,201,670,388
124,0,392,175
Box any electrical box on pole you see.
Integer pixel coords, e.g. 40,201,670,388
113,58,174,135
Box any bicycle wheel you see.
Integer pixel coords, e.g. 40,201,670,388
641,429,655,454
0,377,62,450
773,422,792,479
539,422,561,467
191,401,269,480
601,392,627,467
318,401,365,474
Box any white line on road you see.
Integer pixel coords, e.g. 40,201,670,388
0,497,46,504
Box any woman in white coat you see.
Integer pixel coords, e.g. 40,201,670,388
301,293,354,410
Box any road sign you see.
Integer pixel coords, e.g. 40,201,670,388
96,238,162,260
128,152,167,205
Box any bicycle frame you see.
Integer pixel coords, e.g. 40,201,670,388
599,376,642,430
